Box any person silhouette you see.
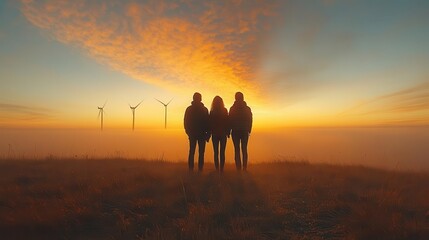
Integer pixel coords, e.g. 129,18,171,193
209,96,230,172
184,92,209,171
229,92,252,170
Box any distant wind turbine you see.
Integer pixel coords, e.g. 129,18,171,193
155,98,173,129
129,100,143,131
97,101,107,131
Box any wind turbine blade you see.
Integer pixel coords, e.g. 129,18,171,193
135,100,143,108
102,100,107,108
154,98,166,105
97,109,101,119
128,103,132,108
166,98,174,105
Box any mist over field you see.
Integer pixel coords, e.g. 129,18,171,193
2,0,429,238
2,127,428,171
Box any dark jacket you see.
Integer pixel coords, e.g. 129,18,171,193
209,107,230,137
229,100,252,133
184,101,209,138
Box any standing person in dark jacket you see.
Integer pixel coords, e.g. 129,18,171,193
184,92,209,171
209,96,230,172
229,92,252,170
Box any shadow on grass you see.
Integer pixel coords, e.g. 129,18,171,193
0,159,428,239
170,170,283,239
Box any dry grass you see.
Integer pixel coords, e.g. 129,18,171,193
0,159,428,239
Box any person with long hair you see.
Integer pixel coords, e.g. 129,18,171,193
209,96,230,172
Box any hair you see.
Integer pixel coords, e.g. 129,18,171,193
211,96,224,112
193,92,202,102
235,92,244,101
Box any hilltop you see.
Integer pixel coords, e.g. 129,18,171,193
0,159,428,239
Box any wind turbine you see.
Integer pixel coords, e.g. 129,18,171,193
155,98,173,129
97,101,106,131
129,100,143,131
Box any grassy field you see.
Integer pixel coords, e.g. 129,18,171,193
0,159,428,239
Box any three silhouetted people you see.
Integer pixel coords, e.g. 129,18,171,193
209,96,230,172
184,92,209,171
184,91,252,171
229,92,253,170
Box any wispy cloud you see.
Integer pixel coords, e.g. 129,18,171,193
340,81,429,125
20,0,278,99
0,103,53,121
375,82,429,113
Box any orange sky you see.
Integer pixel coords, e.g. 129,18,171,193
1,0,428,129
0,1,429,170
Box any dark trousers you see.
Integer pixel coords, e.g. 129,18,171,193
212,135,227,171
232,130,249,170
188,136,206,171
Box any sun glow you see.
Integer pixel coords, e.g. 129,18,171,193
1,0,429,130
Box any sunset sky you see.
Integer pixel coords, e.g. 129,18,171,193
1,0,428,129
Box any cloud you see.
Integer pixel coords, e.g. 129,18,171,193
339,81,429,125
374,82,429,112
20,0,279,99
0,103,52,121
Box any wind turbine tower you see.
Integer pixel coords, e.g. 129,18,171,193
155,98,173,129
129,100,143,131
97,102,106,130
